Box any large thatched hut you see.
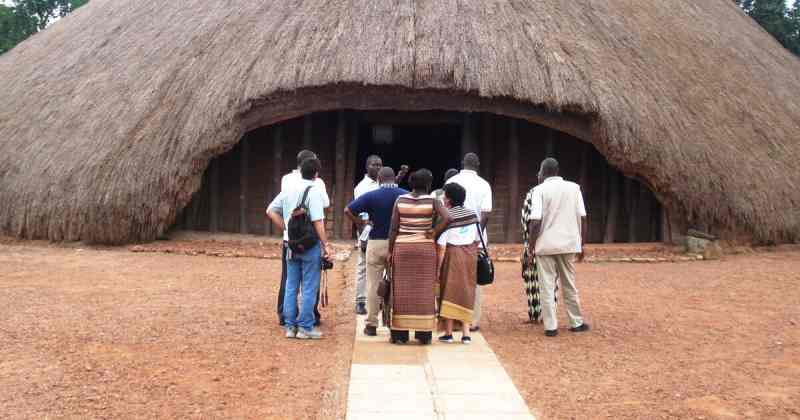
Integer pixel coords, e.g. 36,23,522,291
0,1,798,245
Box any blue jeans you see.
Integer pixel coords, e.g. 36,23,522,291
283,243,321,331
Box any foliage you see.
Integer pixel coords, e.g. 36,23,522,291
734,0,800,55
0,0,87,55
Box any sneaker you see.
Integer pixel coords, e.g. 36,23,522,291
284,327,297,339
469,326,480,332
355,302,367,315
461,336,472,344
569,323,590,333
544,329,558,337
296,328,323,340
363,325,377,336
438,334,454,343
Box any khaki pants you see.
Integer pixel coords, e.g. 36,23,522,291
365,240,390,327
537,253,584,331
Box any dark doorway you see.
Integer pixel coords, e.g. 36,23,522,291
356,123,462,190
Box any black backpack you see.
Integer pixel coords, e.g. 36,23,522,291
287,186,319,254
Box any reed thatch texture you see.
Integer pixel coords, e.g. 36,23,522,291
0,0,798,244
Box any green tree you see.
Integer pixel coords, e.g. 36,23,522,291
0,0,87,55
735,0,800,56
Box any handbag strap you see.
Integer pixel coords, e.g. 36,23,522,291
475,222,489,256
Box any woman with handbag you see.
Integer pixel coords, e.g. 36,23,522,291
435,183,481,344
387,169,449,345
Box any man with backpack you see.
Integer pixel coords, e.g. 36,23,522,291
267,157,332,339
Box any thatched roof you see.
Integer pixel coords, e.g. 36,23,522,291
1,1,799,244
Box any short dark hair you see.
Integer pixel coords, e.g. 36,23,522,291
409,168,433,192
444,168,459,182
300,157,321,180
463,153,480,169
297,149,316,167
443,182,466,207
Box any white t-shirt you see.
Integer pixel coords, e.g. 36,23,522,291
353,174,379,222
528,176,587,255
446,169,492,244
437,223,480,246
273,170,330,241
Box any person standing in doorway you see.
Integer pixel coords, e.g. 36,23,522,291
267,157,332,339
526,158,590,337
446,153,492,332
344,167,408,336
274,149,329,326
353,155,383,315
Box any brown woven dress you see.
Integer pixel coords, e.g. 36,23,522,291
391,194,437,332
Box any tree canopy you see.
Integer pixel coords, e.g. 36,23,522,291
734,0,800,55
0,0,87,54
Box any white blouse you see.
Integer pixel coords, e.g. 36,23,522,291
437,223,480,246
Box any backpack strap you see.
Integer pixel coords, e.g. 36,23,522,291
295,185,313,210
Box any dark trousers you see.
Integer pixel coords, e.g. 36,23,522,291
277,242,321,325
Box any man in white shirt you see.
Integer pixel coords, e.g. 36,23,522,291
273,150,330,326
526,158,589,337
352,155,382,315
446,153,492,331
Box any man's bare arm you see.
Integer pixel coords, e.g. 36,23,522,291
312,220,332,259
527,219,541,255
480,211,490,231
267,209,285,232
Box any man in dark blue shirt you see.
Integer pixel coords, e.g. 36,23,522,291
345,167,408,336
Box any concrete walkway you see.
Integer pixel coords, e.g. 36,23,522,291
346,316,537,420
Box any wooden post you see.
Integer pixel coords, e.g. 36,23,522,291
271,125,284,237
239,138,249,234
343,113,359,240
480,113,494,183
334,111,347,239
209,158,220,233
303,114,313,149
625,178,638,243
461,113,477,156
603,169,620,243
506,119,520,243
544,129,555,158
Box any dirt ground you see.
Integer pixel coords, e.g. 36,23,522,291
482,252,800,419
0,241,355,420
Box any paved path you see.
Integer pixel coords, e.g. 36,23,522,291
346,316,537,419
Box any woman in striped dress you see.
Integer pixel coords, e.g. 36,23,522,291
387,169,449,345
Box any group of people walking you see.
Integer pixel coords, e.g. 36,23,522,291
266,148,589,342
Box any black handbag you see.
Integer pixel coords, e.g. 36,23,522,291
475,222,494,286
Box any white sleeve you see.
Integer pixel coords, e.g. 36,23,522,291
577,185,587,217
529,187,543,221
480,182,493,212
267,192,284,212
316,178,331,208
280,173,290,192
436,229,448,246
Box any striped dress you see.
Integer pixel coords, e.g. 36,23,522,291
391,194,437,331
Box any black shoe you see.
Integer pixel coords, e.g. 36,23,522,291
461,336,472,344
364,325,377,336
469,326,480,332
569,323,590,333
314,319,322,327
438,334,454,343
545,329,558,337
355,302,367,315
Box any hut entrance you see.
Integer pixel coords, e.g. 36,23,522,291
355,113,463,188
176,110,663,244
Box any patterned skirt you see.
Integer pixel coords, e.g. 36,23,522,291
391,242,437,331
438,243,477,327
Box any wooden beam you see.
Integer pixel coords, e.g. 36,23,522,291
461,113,477,155
209,158,220,233
239,137,249,234
626,178,638,243
544,129,555,158
603,169,620,243
271,125,284,237
506,119,520,243
303,114,313,149
358,110,463,125
334,111,347,239
343,113,359,240
480,113,495,184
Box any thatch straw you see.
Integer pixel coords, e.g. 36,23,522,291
0,0,798,244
